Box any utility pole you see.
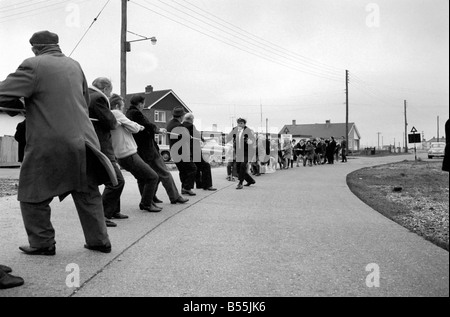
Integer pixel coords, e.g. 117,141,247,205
404,100,408,153
377,132,381,150
120,0,128,98
345,70,349,155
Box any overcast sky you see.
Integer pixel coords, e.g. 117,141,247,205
1,0,448,147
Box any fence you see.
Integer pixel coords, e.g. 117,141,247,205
0,135,20,167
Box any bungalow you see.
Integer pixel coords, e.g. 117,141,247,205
125,85,192,147
279,120,361,151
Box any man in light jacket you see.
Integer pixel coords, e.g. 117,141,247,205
0,31,117,255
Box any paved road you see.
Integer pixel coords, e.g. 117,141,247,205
0,153,448,297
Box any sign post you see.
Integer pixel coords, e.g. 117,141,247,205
408,126,419,161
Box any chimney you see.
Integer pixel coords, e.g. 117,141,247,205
145,85,154,94
292,120,296,126
212,124,218,132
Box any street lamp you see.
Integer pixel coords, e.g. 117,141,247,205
120,30,157,98
126,32,157,52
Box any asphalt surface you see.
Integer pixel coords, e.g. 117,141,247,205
0,153,448,297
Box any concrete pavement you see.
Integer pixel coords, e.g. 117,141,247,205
0,153,448,297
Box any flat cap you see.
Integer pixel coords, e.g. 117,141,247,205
29,30,59,45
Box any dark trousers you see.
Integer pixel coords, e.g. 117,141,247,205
175,162,197,190
147,154,180,202
227,162,238,177
327,153,334,164
342,150,347,162
236,161,254,185
20,176,110,249
102,162,125,218
195,160,213,189
118,153,159,206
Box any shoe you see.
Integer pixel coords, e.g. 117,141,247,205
255,173,261,176
105,219,117,227
204,187,217,191
84,243,111,254
236,184,243,190
171,196,189,204
19,245,56,256
139,203,162,213
244,180,256,187
152,202,163,210
153,196,163,204
0,265,12,274
0,270,24,290
111,213,129,220
181,189,196,196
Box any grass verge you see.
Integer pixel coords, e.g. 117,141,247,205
347,160,449,251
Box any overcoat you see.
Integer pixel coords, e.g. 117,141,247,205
0,46,117,203
126,105,160,162
225,126,256,162
443,119,449,172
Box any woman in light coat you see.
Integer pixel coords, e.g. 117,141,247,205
109,95,162,213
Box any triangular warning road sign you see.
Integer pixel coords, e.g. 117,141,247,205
411,126,418,133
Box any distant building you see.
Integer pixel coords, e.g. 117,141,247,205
424,137,446,149
125,85,192,146
279,120,361,151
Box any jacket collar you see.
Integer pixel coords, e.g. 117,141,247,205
89,86,111,109
35,45,63,56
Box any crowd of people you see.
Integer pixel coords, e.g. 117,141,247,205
223,134,348,183
1,30,447,291
0,30,255,290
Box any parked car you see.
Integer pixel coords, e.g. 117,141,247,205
159,140,225,164
201,139,225,166
428,142,446,159
159,144,172,162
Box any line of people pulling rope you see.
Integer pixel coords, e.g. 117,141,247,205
0,30,261,290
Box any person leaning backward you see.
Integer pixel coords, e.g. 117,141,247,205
0,30,117,255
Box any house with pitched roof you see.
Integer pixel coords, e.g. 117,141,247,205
125,85,192,147
279,120,361,151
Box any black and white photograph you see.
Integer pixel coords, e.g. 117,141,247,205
0,0,448,301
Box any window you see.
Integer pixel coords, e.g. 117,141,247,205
154,110,166,123
155,134,166,146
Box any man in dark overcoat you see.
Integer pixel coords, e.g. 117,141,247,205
443,119,449,172
89,78,127,227
167,107,197,196
126,96,188,205
182,113,217,191
0,31,117,255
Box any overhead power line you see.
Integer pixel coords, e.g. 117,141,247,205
69,0,111,57
160,0,343,78
131,0,343,82
0,0,89,24
175,0,344,75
